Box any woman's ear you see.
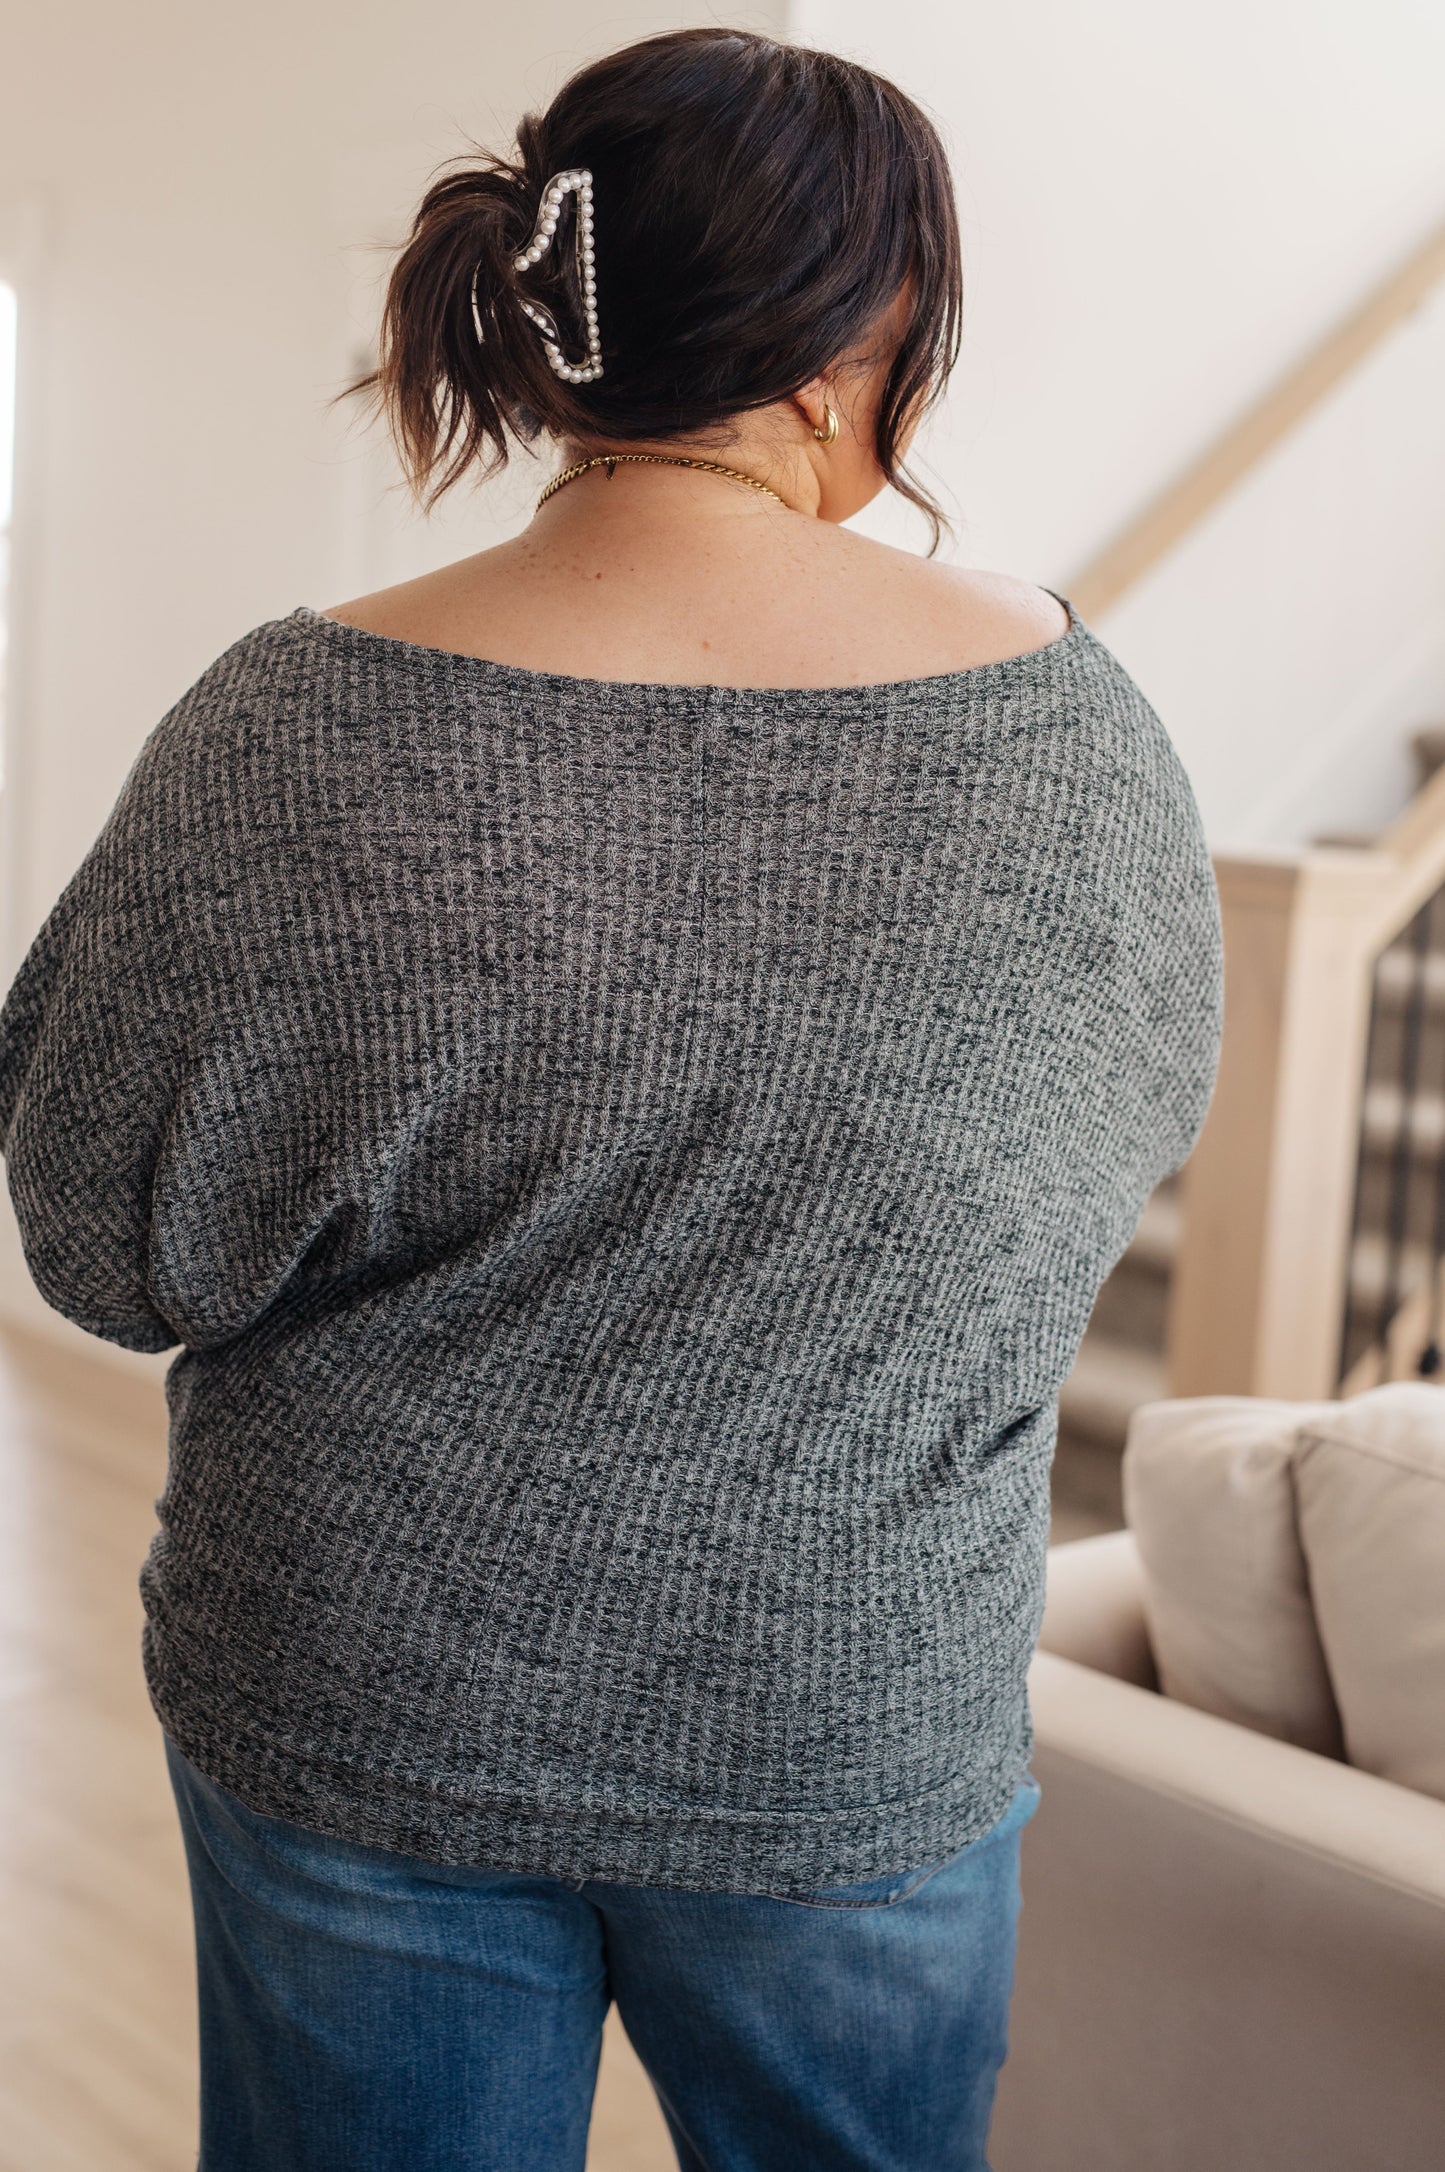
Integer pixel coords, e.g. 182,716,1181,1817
790,382,834,442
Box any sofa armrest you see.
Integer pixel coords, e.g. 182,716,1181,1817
1039,1530,1157,1687
1026,1648,1445,1902
990,1651,1445,2172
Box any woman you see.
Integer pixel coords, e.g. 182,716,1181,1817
0,26,1222,2172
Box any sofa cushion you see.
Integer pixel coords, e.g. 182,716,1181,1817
1293,1384,1445,1801
1122,1396,1344,1755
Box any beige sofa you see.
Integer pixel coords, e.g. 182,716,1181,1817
988,1470,1445,2168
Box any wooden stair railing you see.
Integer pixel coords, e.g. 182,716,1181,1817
1067,219,1445,624
1169,757,1445,1399
1046,213,1445,1477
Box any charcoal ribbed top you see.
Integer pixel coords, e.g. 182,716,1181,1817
0,599,1222,1891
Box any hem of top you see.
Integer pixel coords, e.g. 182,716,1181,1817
283,594,1092,705
149,1684,1033,1895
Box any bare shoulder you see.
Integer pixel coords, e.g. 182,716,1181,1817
315,530,1074,687
824,531,1071,672
317,561,480,639
932,565,1071,648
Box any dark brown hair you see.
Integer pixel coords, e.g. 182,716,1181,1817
343,28,963,544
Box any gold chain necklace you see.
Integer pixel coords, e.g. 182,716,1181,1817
536,451,787,513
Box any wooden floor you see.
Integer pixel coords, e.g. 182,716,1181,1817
0,1319,1109,2170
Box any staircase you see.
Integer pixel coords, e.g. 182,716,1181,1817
1051,723,1445,1535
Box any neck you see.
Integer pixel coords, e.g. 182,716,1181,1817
547,428,825,522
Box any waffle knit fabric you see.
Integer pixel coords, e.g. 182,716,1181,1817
0,599,1222,1893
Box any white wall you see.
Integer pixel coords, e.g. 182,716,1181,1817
5,0,1442,925
0,1,785,970
795,0,1445,843
2,0,1443,1354
1095,279,1445,846
0,0,784,1360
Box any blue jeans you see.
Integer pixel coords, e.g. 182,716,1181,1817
165,1737,1039,2171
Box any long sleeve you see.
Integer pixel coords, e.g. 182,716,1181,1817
0,619,303,1351
1,765,194,1351
0,598,1227,1894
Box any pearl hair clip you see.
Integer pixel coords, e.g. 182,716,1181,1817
470,166,602,387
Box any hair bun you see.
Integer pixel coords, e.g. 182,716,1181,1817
339,27,961,546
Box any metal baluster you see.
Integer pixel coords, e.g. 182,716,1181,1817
1338,951,1388,1385
1377,899,1434,1378
1420,890,1445,1376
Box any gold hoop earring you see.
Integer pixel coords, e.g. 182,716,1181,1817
813,402,839,447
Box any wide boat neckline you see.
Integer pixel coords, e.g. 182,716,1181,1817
291,592,1089,703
